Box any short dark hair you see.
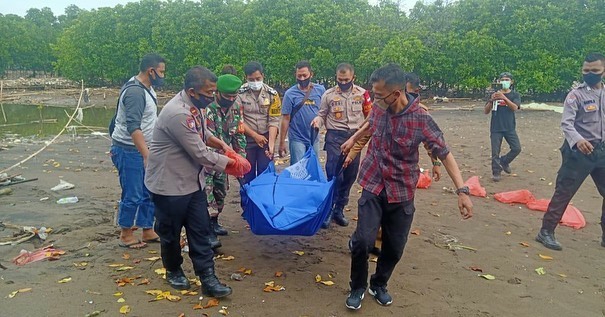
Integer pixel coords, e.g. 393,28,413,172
405,72,420,88
295,60,313,73
221,64,237,75
336,63,354,74
139,53,165,72
243,61,264,76
585,52,605,65
184,66,218,90
370,64,406,89
499,72,513,80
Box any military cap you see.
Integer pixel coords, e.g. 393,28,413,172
217,74,243,94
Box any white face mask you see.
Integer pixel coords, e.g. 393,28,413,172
501,80,511,90
248,81,263,91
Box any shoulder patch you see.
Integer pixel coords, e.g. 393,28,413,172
185,116,197,132
266,86,278,95
238,85,250,94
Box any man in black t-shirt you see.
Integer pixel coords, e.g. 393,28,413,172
484,72,522,182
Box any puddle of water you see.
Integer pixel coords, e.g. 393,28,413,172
0,104,115,137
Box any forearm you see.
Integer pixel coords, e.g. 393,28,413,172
279,116,290,144
441,153,465,189
268,126,278,149
207,136,229,151
504,97,519,110
131,130,149,158
243,122,258,138
484,101,493,114
348,135,370,159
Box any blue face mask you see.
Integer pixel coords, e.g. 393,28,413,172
583,72,603,87
150,69,165,87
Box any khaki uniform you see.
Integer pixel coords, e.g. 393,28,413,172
317,85,369,131
237,83,281,143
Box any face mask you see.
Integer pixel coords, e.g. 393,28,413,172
150,69,165,87
218,95,235,108
297,78,310,88
583,72,603,87
338,81,353,91
375,91,398,110
248,81,263,91
191,93,213,109
501,81,511,90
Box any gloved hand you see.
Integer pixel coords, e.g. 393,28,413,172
224,149,251,177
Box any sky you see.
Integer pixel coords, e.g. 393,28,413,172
0,0,423,16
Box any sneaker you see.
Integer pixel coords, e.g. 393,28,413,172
492,173,501,182
501,161,512,174
369,285,393,306
345,288,365,310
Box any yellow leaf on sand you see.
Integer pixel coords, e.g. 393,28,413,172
145,257,161,261
558,273,567,278
274,272,283,277
179,290,198,296
122,253,131,260
203,298,220,308
119,305,130,314
219,306,229,315
479,274,496,280
155,268,167,275
535,267,546,275
264,281,275,287
148,250,158,254
165,294,181,302
519,242,530,247
73,262,88,267
539,254,553,260
145,289,164,296
221,256,235,261
113,292,123,297
8,291,18,298
292,251,304,256
8,288,32,298
244,269,252,275
137,279,150,285
117,298,125,303
58,277,72,283
315,275,322,283
193,302,204,310
320,281,335,286
108,263,125,267
116,266,135,271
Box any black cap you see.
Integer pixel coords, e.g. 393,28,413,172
499,72,513,80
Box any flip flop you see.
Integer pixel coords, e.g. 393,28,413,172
142,237,161,243
118,240,147,249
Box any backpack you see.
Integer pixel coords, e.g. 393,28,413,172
108,80,157,137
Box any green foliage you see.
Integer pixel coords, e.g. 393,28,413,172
1,0,603,95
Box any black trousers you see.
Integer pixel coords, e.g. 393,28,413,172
152,189,214,276
350,189,415,290
491,130,522,174
243,133,272,184
324,129,360,210
542,141,605,232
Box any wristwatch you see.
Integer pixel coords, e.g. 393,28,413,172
455,186,470,195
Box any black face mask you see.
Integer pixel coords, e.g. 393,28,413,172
583,72,603,87
338,81,353,91
297,78,310,88
218,96,235,108
150,69,165,87
191,93,213,109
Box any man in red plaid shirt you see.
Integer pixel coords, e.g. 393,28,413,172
340,64,473,310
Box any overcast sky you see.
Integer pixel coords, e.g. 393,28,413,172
1,0,423,16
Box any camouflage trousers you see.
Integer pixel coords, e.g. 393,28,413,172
205,171,228,214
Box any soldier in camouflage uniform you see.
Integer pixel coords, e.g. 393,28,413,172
205,74,246,237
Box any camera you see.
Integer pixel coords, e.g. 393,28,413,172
491,83,503,91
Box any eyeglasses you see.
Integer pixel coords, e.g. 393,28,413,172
374,90,399,101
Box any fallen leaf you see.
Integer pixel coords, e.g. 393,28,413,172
8,288,32,298
116,266,135,271
274,271,283,277
315,275,322,283
119,305,130,314
85,290,101,295
558,273,567,278
263,285,285,292
539,254,553,260
108,263,125,267
116,278,134,287
113,292,124,297
122,253,131,260
178,314,185,317
203,298,220,308
137,279,150,285
505,231,512,235
73,262,88,267
519,242,530,247
58,277,72,283
221,256,235,261
264,281,275,287
469,266,483,272
165,294,181,302
148,250,158,254
244,269,252,275
193,302,204,310
155,268,167,279
145,257,161,261
479,274,496,280
535,267,546,275
292,251,305,256
320,281,335,286
410,229,421,235
179,290,198,296
117,298,125,303
219,306,229,315
146,290,164,296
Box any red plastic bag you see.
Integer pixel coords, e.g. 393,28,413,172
526,199,550,211
224,149,251,178
494,190,535,204
464,176,486,197
416,170,432,189
561,205,586,229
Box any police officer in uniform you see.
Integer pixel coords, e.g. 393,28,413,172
145,66,249,297
536,53,605,251
237,61,282,184
311,63,372,228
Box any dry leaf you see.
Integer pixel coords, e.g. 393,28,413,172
116,266,135,271
165,294,181,302
558,273,567,278
519,242,530,247
193,302,204,310
58,277,72,283
469,266,483,272
315,274,322,283
145,257,161,261
221,256,235,261
292,251,305,256
320,281,335,286
203,298,220,308
178,314,185,317
264,281,275,287
179,290,198,296
219,306,229,315
73,262,88,267
274,271,283,277
145,290,164,296
113,292,124,297
108,263,125,267
116,278,134,287
479,274,495,280
117,298,125,303
122,253,131,260
8,288,32,298
119,305,130,314
505,231,512,235
137,279,150,285
535,267,546,275
244,269,252,275
539,254,553,260
148,250,158,254
410,229,421,235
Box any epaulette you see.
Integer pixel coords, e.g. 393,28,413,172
266,86,278,95
238,83,251,94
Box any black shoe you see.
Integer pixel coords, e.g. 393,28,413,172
492,173,501,182
345,288,365,310
321,212,332,229
369,285,393,306
333,208,349,227
535,229,562,251
200,267,232,298
501,160,512,174
210,216,228,236
601,236,605,248
209,234,222,250
166,269,191,290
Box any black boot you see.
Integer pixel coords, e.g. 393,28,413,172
209,232,222,250
166,268,191,290
200,267,232,298
535,229,562,251
601,236,605,248
333,207,349,227
321,211,333,229
210,216,228,236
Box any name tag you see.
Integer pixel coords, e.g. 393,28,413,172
584,104,597,112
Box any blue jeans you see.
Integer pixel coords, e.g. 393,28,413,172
110,145,155,229
289,138,320,165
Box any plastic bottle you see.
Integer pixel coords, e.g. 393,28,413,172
57,196,79,204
